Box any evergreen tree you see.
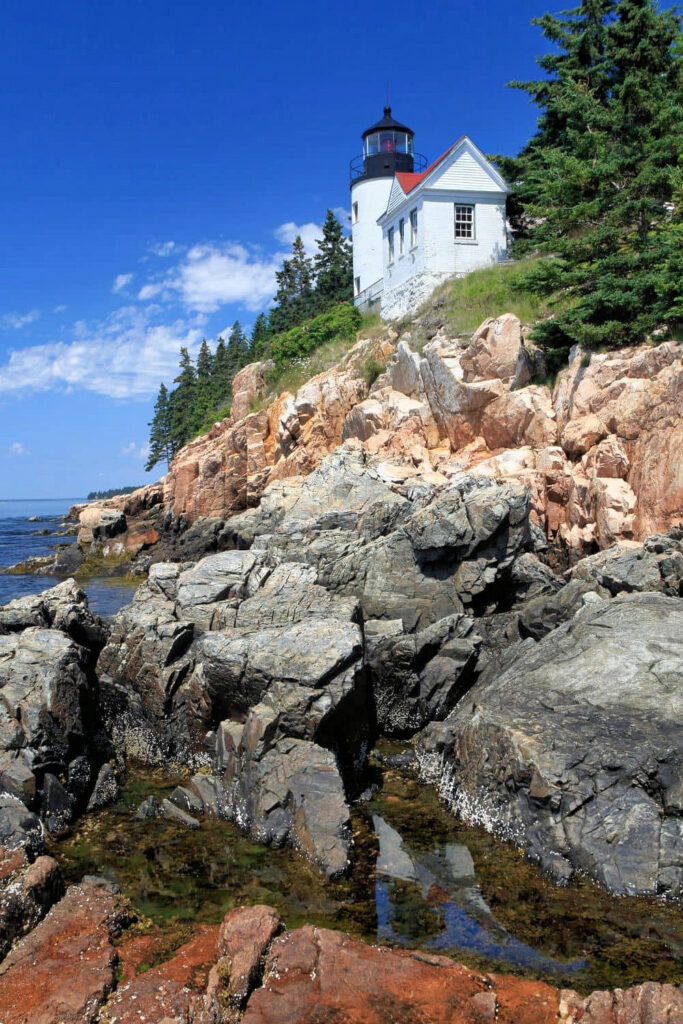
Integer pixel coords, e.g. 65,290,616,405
195,339,214,390
145,382,173,471
269,235,316,333
250,312,272,359
211,336,233,409
313,210,353,310
498,0,616,244
170,346,199,445
503,0,682,365
227,320,250,378
193,339,215,427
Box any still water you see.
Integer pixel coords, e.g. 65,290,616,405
0,498,136,616
54,752,683,995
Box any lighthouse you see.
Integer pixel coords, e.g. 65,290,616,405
349,107,425,310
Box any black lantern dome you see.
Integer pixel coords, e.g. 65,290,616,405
350,107,426,185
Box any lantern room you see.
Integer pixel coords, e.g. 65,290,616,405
350,107,426,184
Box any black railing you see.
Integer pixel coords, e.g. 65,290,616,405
350,152,428,185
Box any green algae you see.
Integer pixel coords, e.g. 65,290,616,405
51,752,683,996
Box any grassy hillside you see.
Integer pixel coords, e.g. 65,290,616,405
416,259,568,339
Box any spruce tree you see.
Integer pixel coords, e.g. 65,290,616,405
145,382,173,471
269,236,316,333
211,336,233,409
250,312,272,359
313,210,353,310
227,321,250,379
170,346,199,446
193,339,214,428
504,0,682,365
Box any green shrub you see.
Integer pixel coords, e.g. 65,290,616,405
269,304,361,368
360,353,389,389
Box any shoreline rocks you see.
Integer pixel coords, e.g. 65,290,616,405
418,592,683,897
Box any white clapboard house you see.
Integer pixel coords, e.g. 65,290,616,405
350,108,510,319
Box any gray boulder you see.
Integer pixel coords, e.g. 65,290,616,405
571,530,683,597
217,708,352,877
86,763,119,811
366,614,480,734
517,578,609,640
0,628,92,765
0,579,107,654
418,593,683,897
96,595,196,763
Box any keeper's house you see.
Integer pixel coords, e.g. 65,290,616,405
350,108,510,320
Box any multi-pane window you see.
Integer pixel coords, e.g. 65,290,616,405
399,218,405,255
410,208,418,246
388,227,395,262
454,204,475,239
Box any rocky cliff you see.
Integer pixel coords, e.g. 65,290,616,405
74,312,682,567
1,307,681,1022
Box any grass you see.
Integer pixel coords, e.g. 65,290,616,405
248,333,366,412
417,259,571,339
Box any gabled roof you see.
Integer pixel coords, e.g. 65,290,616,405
395,139,465,195
379,136,509,225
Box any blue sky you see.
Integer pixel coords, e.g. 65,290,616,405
0,0,552,498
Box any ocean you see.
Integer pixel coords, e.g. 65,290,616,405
0,498,137,617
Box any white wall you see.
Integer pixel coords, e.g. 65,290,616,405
351,177,393,300
380,192,507,319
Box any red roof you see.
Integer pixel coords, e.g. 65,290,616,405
395,138,466,195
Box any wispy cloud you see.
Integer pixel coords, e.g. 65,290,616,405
9,442,29,457
54,304,67,313
120,441,150,460
274,220,322,256
112,273,134,294
148,241,176,257
0,306,205,400
138,242,281,313
1,310,40,330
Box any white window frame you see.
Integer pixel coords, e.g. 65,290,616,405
352,201,358,224
410,208,418,247
388,227,395,263
398,217,405,255
454,203,475,240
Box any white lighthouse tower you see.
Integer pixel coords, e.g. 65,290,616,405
350,107,425,310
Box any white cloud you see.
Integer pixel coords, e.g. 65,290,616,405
112,273,134,294
54,304,67,313
274,221,321,256
0,306,205,400
120,441,150,460
9,442,29,456
138,243,281,313
1,310,40,330
148,241,176,257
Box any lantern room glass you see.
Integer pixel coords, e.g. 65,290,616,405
364,131,413,158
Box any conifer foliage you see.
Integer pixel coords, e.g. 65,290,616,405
501,0,682,366
145,210,354,471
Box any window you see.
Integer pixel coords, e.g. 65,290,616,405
410,208,418,247
365,133,380,156
388,228,395,263
354,276,361,296
352,202,358,224
454,204,475,239
399,218,405,255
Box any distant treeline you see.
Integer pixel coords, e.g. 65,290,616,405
145,209,353,472
87,486,142,500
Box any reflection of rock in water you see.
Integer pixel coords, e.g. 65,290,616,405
372,814,586,975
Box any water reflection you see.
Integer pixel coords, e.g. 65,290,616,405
373,814,586,976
